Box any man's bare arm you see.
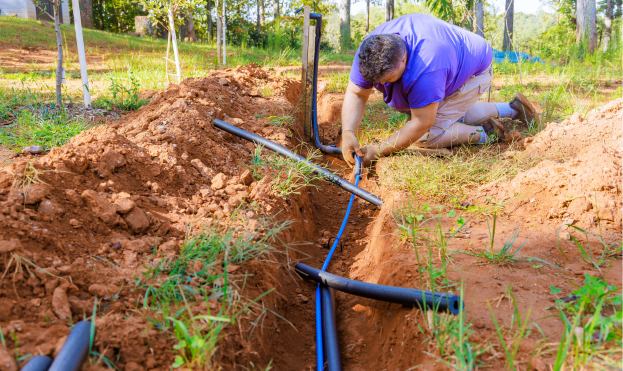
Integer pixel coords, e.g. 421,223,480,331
341,81,373,165
374,102,438,158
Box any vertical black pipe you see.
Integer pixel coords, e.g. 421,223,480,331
309,12,342,155
48,321,91,371
21,355,53,371
321,286,342,371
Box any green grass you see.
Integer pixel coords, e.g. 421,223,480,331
378,145,535,203
0,106,87,151
251,145,325,198
489,287,533,370
552,274,622,370
140,224,287,369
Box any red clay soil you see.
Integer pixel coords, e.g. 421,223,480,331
0,65,343,370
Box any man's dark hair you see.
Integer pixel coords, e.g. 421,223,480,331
358,34,406,84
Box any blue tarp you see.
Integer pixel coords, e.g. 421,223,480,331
493,49,543,63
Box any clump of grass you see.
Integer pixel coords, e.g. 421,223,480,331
11,161,44,190
324,72,350,93
422,285,484,369
141,224,287,369
568,225,622,272
489,287,533,370
379,146,527,202
258,84,274,98
94,71,147,111
266,115,294,127
251,145,325,198
0,108,87,152
552,274,622,369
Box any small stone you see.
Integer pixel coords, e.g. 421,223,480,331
38,199,62,216
21,145,45,155
0,239,21,254
199,188,212,198
88,284,119,298
0,346,17,371
23,183,50,205
240,169,253,186
191,158,214,178
114,197,135,214
211,173,227,190
69,218,81,228
124,207,150,233
224,184,237,195
52,286,72,320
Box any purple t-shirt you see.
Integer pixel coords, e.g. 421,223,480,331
350,13,492,111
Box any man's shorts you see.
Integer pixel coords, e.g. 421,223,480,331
418,64,492,143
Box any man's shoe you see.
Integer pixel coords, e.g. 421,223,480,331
481,118,506,142
510,93,540,125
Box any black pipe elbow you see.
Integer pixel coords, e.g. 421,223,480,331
21,355,53,371
48,320,92,371
295,263,463,315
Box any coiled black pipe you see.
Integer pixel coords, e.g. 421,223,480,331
21,355,53,371
295,263,462,315
308,12,341,155
213,119,382,206
48,320,91,371
321,286,341,371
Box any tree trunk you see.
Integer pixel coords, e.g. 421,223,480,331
274,0,280,19
53,0,63,108
216,11,221,63
385,0,394,22
260,0,265,25
222,0,226,65
256,0,261,32
603,0,613,51
186,12,197,41
576,0,597,53
79,0,93,28
207,0,213,40
339,0,351,51
475,0,484,36
502,0,514,51
366,0,370,32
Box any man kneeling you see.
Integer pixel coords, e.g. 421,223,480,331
341,13,539,166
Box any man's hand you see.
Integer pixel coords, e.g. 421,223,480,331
341,130,363,167
361,144,379,166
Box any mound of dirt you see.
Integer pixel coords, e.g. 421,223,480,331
0,66,316,369
479,99,622,240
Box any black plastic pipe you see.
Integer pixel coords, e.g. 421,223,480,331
21,356,53,371
308,12,341,155
213,119,382,206
321,286,342,371
48,320,91,371
295,263,462,315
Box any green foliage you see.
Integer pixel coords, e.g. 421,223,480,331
94,71,147,111
169,315,229,368
553,275,622,369
251,145,325,198
93,0,147,34
568,225,622,271
0,107,87,152
489,287,533,370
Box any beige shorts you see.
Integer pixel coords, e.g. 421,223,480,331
418,65,492,143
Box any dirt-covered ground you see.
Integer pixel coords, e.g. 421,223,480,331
0,67,620,370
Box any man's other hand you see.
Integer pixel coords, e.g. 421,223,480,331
361,144,380,166
341,130,363,166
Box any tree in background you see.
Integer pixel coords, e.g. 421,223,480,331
93,0,146,33
53,0,64,107
474,0,484,36
339,0,351,51
601,0,613,50
385,0,394,21
502,0,514,51
79,0,94,27
576,0,597,52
